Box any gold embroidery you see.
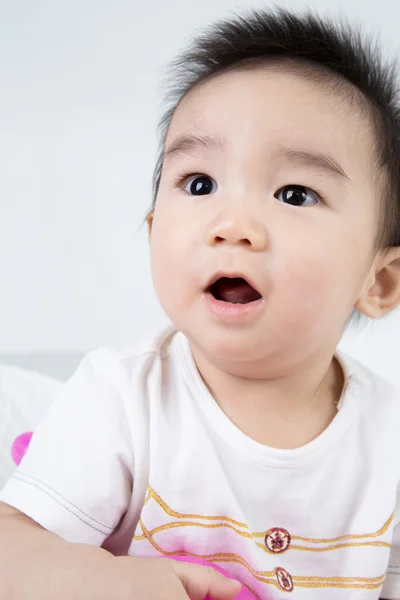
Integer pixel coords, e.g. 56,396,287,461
133,486,391,593
136,486,392,552
287,513,394,544
147,486,249,527
289,540,390,552
134,519,390,552
139,519,386,591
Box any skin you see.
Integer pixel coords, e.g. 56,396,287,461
149,66,400,449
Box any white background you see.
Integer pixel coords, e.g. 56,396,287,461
1,0,399,385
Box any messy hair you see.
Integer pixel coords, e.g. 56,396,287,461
151,8,400,248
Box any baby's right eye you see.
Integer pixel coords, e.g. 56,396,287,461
183,174,218,196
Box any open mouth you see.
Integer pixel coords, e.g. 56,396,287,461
207,277,262,304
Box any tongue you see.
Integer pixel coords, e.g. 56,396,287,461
212,277,261,304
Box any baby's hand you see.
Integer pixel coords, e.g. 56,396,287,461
171,558,242,600
109,556,242,600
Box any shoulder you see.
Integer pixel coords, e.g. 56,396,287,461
77,324,178,380
69,325,181,414
119,324,179,366
337,351,400,425
29,324,183,451
338,351,399,399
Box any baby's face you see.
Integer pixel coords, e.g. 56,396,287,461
150,67,379,375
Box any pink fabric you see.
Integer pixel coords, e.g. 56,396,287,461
11,431,33,465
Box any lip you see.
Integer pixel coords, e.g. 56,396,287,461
203,271,264,323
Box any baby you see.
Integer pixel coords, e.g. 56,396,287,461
1,7,400,600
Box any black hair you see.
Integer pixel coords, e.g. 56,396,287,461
151,8,400,248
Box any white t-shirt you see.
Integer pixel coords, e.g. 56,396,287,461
1,326,400,600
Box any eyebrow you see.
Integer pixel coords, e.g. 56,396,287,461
162,134,224,162
163,134,350,183
273,145,350,183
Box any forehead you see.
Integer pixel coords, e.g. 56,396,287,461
166,66,375,182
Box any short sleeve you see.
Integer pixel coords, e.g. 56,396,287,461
0,348,134,546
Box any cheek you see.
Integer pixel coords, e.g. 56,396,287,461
273,233,367,327
150,214,196,314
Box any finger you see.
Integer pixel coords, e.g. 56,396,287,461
172,562,242,600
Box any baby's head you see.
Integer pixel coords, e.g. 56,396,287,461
148,9,400,377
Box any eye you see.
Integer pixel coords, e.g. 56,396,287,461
275,185,320,207
183,174,218,196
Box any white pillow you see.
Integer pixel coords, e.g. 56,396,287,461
0,364,62,489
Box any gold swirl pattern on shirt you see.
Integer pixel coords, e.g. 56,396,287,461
132,486,392,592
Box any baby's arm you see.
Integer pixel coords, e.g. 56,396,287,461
0,502,117,598
0,502,240,600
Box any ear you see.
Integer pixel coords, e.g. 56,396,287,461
355,247,400,318
146,212,154,237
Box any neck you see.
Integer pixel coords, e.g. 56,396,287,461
190,345,344,449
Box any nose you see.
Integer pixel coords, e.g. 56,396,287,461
206,214,268,251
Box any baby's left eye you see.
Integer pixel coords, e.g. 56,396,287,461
275,185,320,207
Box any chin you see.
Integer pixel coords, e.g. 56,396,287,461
190,326,268,364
